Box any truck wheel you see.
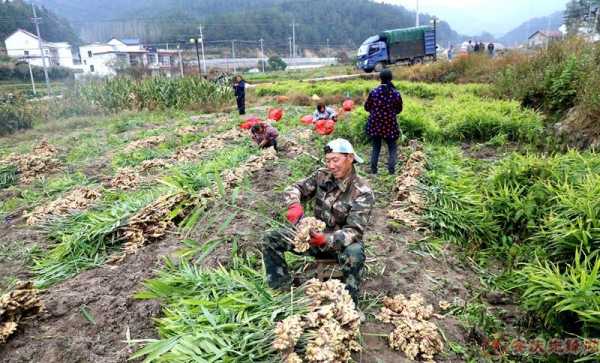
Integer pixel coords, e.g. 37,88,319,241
411,57,423,65
374,62,385,72
364,68,374,73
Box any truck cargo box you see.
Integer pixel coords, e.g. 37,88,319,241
380,26,435,62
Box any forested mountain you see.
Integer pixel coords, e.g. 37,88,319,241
36,0,463,48
0,0,79,44
499,11,564,46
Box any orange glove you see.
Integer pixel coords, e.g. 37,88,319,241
309,230,327,248
286,203,304,224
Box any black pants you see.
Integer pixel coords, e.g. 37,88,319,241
260,139,277,151
236,96,245,115
370,136,398,174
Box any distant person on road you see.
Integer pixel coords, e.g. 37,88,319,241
313,102,338,122
473,42,480,52
487,42,495,57
364,69,403,175
251,123,278,150
447,45,454,60
233,75,246,115
467,40,474,54
479,42,485,53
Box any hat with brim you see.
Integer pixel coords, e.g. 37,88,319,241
326,138,364,164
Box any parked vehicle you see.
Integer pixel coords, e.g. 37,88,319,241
357,26,436,72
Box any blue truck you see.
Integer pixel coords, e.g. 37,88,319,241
357,25,436,73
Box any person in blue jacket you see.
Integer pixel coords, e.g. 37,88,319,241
233,75,246,115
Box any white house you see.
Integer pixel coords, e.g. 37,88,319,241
528,30,563,48
79,38,179,76
4,28,77,68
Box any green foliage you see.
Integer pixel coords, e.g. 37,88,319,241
423,146,499,248
430,95,543,143
332,108,370,145
518,250,600,332
0,164,18,190
77,76,233,113
132,258,308,362
0,63,74,82
0,1,79,44
0,94,36,135
267,56,287,71
46,0,462,46
33,144,256,287
495,39,600,117
424,145,600,333
33,186,167,288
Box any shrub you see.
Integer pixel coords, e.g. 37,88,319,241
268,56,287,71
0,94,36,135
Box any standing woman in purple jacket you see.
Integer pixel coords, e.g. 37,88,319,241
364,69,403,175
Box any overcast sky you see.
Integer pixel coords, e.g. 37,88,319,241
379,0,569,36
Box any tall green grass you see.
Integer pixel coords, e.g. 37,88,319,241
255,79,490,100
423,145,600,333
332,95,542,145
77,76,233,113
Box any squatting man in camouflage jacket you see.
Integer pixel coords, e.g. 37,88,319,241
262,138,375,303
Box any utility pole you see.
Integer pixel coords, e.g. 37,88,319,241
190,38,201,74
26,57,37,95
199,25,207,73
31,3,51,97
231,40,236,73
292,19,296,58
259,38,265,72
416,0,420,26
177,44,184,77
326,38,330,58
288,37,292,58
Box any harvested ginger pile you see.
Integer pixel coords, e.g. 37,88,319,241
274,279,361,363
375,293,443,362
0,141,61,184
25,187,101,225
0,282,43,344
292,217,326,253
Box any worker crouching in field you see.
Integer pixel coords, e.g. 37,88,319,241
262,139,374,303
313,102,338,122
251,123,278,150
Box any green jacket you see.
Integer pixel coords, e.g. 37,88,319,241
284,167,375,250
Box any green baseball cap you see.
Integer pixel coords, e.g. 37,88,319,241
325,138,364,164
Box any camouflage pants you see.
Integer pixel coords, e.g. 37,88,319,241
262,228,365,303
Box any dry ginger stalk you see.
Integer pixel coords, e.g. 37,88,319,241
292,217,326,253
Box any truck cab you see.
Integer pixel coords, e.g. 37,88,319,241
357,35,388,73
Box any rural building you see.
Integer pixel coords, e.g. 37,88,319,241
79,38,179,76
528,30,563,48
4,29,78,68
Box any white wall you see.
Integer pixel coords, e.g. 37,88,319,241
5,30,77,68
79,44,118,76
5,30,46,66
